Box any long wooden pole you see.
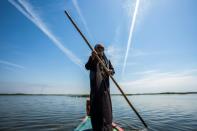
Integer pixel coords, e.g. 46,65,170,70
64,10,148,128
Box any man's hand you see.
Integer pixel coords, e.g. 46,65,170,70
107,69,113,75
91,50,97,60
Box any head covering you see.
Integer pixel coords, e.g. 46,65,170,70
94,43,104,50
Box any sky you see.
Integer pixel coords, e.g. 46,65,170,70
0,0,197,94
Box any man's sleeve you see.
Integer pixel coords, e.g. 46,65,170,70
85,56,96,70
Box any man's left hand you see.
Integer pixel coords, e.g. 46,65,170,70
107,69,113,75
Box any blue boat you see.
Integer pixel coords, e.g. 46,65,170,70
74,98,124,131
74,116,124,131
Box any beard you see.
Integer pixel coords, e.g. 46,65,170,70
98,52,104,57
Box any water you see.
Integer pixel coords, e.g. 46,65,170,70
0,94,197,131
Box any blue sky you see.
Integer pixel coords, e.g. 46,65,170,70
0,0,197,94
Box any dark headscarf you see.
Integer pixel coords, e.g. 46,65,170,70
94,44,104,50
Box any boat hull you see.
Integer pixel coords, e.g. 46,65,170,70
74,116,124,131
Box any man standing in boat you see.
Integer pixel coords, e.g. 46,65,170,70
85,43,115,131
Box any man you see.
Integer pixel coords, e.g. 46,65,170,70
85,43,115,131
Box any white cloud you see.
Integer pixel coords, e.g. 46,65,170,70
122,0,140,75
130,49,148,57
121,0,152,75
105,44,153,69
8,0,83,68
132,69,158,75
71,0,94,41
120,70,197,93
0,60,24,69
105,45,124,68
104,0,153,72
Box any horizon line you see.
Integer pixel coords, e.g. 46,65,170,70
0,91,197,96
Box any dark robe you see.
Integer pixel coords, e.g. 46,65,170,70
85,54,115,131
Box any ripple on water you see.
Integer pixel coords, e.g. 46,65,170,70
0,95,197,131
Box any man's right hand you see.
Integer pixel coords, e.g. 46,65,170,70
91,50,97,60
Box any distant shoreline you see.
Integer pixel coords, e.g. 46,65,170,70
0,92,197,97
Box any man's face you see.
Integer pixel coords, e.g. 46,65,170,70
96,47,104,56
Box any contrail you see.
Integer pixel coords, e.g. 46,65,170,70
122,0,140,75
72,0,94,42
8,0,83,68
0,60,24,69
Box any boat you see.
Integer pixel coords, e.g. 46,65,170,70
74,116,124,131
74,98,124,131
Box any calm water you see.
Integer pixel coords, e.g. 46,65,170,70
0,95,197,131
